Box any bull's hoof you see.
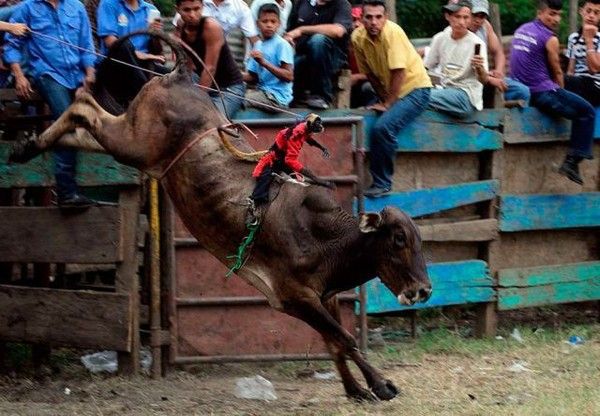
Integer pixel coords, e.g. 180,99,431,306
346,386,378,402
371,379,399,401
8,137,40,164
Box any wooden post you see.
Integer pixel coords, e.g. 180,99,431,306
159,187,174,376
149,179,162,379
116,188,141,375
569,0,579,35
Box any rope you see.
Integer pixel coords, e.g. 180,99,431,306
27,29,303,118
226,222,260,277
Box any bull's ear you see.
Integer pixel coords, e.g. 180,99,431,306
359,213,382,233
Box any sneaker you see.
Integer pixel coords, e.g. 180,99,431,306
558,157,583,185
363,186,391,198
305,96,330,110
57,194,97,209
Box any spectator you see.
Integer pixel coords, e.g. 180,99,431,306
173,0,259,45
97,0,164,62
424,0,488,118
564,0,600,106
0,1,26,88
5,0,98,207
285,0,352,109
176,0,245,116
250,0,291,36
349,5,377,108
511,0,595,185
0,0,21,22
352,0,432,197
469,0,530,104
243,3,294,112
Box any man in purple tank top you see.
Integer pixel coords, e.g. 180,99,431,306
510,0,595,185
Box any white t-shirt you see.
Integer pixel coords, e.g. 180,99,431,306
424,27,488,110
173,0,258,38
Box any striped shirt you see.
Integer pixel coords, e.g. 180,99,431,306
566,31,600,79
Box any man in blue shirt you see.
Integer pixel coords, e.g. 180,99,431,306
97,0,163,60
5,0,98,207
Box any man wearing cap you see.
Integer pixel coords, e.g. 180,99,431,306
425,0,488,118
469,0,530,103
352,0,432,197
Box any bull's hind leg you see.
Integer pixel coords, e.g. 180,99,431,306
285,294,398,401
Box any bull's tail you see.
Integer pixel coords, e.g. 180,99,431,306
218,128,268,162
106,30,188,74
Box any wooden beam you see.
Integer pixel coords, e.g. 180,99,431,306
0,285,131,351
498,261,600,310
499,193,600,231
364,180,499,217
0,206,122,263
0,142,140,188
418,219,498,242
503,107,570,144
365,260,495,314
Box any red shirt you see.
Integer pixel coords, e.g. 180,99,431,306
252,122,311,177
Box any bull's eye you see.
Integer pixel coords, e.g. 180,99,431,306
394,233,406,248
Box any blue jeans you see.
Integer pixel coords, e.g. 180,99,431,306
531,88,595,160
370,88,431,189
209,82,245,118
504,77,530,104
428,88,475,118
35,75,79,200
294,34,346,103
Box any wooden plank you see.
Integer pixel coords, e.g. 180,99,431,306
418,219,498,242
365,260,495,314
115,189,141,375
364,179,499,217
498,262,600,309
235,109,504,152
0,88,43,102
0,141,140,188
499,193,600,231
0,206,122,263
0,285,132,351
504,107,570,144
499,261,600,287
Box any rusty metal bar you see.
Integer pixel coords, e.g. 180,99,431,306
354,120,369,353
176,293,359,307
174,353,332,364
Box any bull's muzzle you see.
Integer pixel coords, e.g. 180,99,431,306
397,287,432,306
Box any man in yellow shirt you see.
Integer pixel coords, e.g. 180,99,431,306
352,0,432,197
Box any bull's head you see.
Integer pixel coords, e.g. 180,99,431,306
360,207,432,306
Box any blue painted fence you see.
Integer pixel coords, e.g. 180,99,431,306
365,260,494,314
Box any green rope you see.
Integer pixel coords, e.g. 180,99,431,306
226,222,260,277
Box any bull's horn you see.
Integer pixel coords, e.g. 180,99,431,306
218,129,267,162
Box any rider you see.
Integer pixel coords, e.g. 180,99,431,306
247,113,333,224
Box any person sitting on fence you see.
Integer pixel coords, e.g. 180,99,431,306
348,5,377,108
0,1,28,88
5,0,98,207
510,0,595,185
352,0,432,198
243,3,294,113
247,113,333,225
564,0,600,106
176,0,245,117
173,0,259,45
284,0,353,110
468,0,530,104
250,0,292,36
424,0,488,119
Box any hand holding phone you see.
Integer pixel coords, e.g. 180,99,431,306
474,43,481,56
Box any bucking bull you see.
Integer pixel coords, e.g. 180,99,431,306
9,31,432,401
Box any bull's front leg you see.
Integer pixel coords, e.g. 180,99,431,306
9,92,107,164
284,295,398,401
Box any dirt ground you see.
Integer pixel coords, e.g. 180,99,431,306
1,308,599,416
